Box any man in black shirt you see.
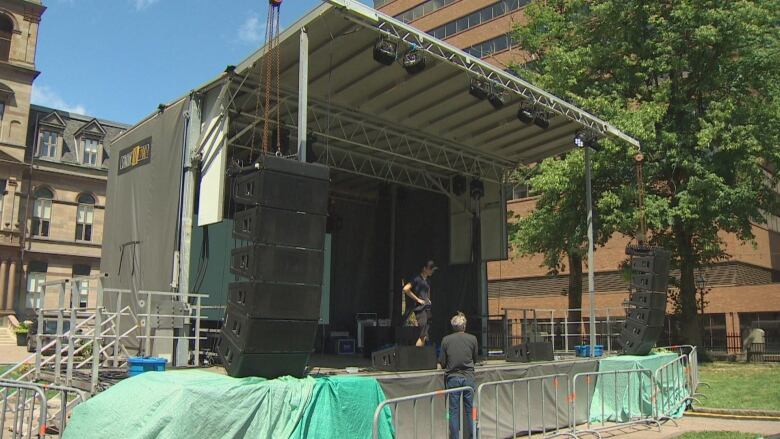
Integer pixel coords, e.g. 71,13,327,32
403,260,437,347
439,312,478,439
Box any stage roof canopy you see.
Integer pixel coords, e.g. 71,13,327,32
130,0,640,193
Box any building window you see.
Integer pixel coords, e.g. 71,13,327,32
75,193,95,242
31,187,53,238
0,15,12,62
26,262,47,309
395,0,457,24
39,130,58,159
82,138,99,166
429,0,530,40
464,34,514,58
72,264,91,308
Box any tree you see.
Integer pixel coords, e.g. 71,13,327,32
512,0,780,347
508,149,628,328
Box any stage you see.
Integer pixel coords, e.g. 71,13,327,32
62,351,690,438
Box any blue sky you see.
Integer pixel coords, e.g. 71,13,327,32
32,0,368,124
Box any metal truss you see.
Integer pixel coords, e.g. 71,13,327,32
229,83,513,184
325,0,641,149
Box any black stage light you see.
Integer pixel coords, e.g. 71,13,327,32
533,112,550,129
574,130,600,150
517,106,535,124
373,39,397,66
402,48,426,74
470,178,485,201
488,85,507,109
469,78,490,100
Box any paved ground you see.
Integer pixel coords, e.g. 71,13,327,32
596,415,780,438
0,344,31,366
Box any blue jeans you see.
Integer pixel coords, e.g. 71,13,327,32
446,375,475,439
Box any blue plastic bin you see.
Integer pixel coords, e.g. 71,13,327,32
575,345,603,357
128,356,167,377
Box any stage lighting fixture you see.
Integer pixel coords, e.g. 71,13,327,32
533,112,550,129
488,85,507,109
469,78,490,100
469,178,485,201
402,48,426,74
517,106,535,124
574,130,600,150
373,39,397,66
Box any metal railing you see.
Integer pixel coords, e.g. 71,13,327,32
502,307,628,355
654,353,696,418
570,368,661,436
476,374,575,438
372,387,476,439
0,380,48,438
1,275,208,394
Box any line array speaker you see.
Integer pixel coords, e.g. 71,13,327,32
218,155,329,378
618,246,671,356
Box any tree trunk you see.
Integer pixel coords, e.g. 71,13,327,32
568,252,583,336
675,226,704,348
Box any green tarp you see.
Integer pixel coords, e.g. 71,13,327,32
63,371,393,439
588,352,688,423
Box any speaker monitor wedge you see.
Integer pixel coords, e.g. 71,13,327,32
371,345,437,372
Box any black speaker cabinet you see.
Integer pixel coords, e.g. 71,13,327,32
217,333,310,378
626,306,665,327
372,345,437,372
627,246,671,293
628,291,667,310
618,318,664,356
228,281,322,321
231,244,324,284
506,342,554,363
233,206,326,250
233,156,329,215
222,304,318,353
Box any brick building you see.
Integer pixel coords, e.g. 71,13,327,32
0,0,127,320
375,0,780,352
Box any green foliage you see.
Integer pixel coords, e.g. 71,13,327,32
511,0,780,345
13,322,29,335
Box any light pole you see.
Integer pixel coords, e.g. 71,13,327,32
576,132,597,356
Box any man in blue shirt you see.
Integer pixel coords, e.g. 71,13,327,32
403,260,437,347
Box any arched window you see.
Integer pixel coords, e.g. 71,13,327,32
76,193,95,241
0,15,13,62
32,187,53,237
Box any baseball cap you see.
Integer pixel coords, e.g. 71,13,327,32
424,260,438,271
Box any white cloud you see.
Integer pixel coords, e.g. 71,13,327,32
31,85,88,115
238,14,265,45
133,0,159,10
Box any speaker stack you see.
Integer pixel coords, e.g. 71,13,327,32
618,245,671,356
217,155,329,378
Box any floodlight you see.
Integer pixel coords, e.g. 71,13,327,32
402,48,425,74
373,39,397,66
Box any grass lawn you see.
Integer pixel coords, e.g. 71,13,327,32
676,433,764,439
697,362,780,411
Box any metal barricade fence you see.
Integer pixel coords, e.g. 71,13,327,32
654,354,695,419
476,374,576,438
372,387,476,439
40,383,89,434
571,368,660,436
657,345,703,396
0,381,48,438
